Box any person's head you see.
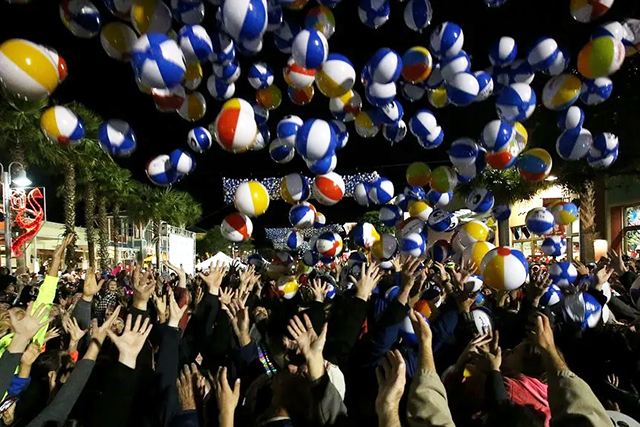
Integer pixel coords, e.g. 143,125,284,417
500,341,545,379
31,350,75,389
483,402,545,427
5,284,15,294
0,267,8,276
107,280,118,292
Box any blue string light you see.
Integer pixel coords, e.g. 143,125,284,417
266,224,345,251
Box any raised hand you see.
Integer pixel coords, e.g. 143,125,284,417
49,233,74,276
573,260,589,276
608,249,628,275
432,262,450,287
213,367,241,427
595,264,614,290
167,288,188,328
451,259,477,290
408,309,435,372
8,302,50,353
82,269,104,302
351,262,384,302
63,316,86,346
133,268,155,311
287,314,328,380
176,364,197,411
399,257,422,305
238,265,260,295
527,268,552,305
219,287,233,306
223,298,251,346
528,313,556,354
198,261,228,296
375,350,407,415
89,305,121,347
43,327,61,344
153,294,167,324
477,331,502,372
163,260,187,288
309,279,329,303
106,312,152,369
195,286,204,307
20,342,42,367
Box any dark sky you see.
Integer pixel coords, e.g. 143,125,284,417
1,0,639,231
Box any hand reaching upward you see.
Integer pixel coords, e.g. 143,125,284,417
198,261,228,296
287,314,328,381
351,262,384,302
107,313,153,369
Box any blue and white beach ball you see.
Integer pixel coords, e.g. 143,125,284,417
549,261,578,287
365,81,397,107
410,109,444,149
446,72,479,106
289,202,316,229
210,31,235,64
496,83,537,123
541,236,567,257
146,154,178,186
525,207,555,235
401,232,426,257
480,120,514,151
440,50,471,82
352,222,380,249
221,0,267,42
377,99,404,125
60,0,102,38
449,137,479,167
98,119,136,157
248,62,274,89
285,230,304,250
169,149,196,175
427,189,453,206
369,177,395,205
430,240,451,263
367,48,402,84
212,60,241,84
403,0,433,33
292,29,328,69
562,293,602,329
429,21,464,59
527,37,560,72
540,284,563,308
465,188,494,213
379,204,403,227
178,25,213,63
330,120,349,149
277,115,303,146
280,173,310,204
556,127,593,161
382,120,407,144
587,132,619,169
427,208,453,232
40,106,85,147
295,119,337,161
474,71,494,102
131,33,186,89
358,0,390,29
306,154,337,174
273,20,300,54
269,139,295,164
580,77,613,105
492,205,511,222
557,106,584,130
206,76,235,100
354,182,372,207
489,36,517,67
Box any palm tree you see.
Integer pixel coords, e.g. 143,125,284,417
104,167,133,265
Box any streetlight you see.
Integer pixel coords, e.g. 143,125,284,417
1,162,32,270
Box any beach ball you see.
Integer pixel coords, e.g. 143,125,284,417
526,208,555,235
131,33,185,89
587,132,619,169
570,0,614,23
466,188,494,213
247,62,274,90
212,105,257,153
0,39,62,104
371,233,398,261
426,208,452,232
306,154,337,174
401,81,426,102
269,139,295,164
60,0,102,38
410,109,444,149
397,217,425,238
368,178,395,205
266,0,283,31
280,173,310,204
177,90,206,121
206,76,235,100
187,126,212,153
427,86,450,108
481,247,528,291
429,240,450,263
330,120,349,149
542,236,567,257
252,124,270,151
221,0,267,42
289,202,316,229
296,119,336,161
98,119,136,157
330,90,362,121
100,22,137,61
273,20,300,53
302,250,320,267
430,166,457,193
592,21,626,41
210,31,235,64
578,36,625,79
247,254,267,270
474,71,494,102
355,110,381,138
449,138,479,167
527,37,560,72
221,212,253,242
354,182,372,207
556,127,593,160
313,172,345,206
212,60,241,84
455,151,486,182
292,29,328,70
517,148,552,182
364,82,397,107
440,51,471,83
401,46,432,83
183,61,203,90
255,85,281,110
380,205,403,227
404,185,426,200
507,59,536,84
382,120,407,144
406,162,431,187
540,284,563,308
403,0,433,32
305,5,335,38
285,230,304,250
314,212,326,229
492,205,511,222
367,48,402,84
427,189,452,207
446,72,479,106
551,202,579,225
283,57,315,89
130,0,171,34
316,232,343,258
549,261,578,287
480,120,514,151
103,0,133,20
489,36,517,67
580,77,613,105
171,0,204,25
178,25,212,63
235,181,270,217
542,74,581,111
146,154,178,186
273,115,301,147
352,222,380,249
557,106,584,130
485,138,520,170
151,85,185,111
430,21,464,59
496,83,536,123
358,0,390,29
277,278,299,299
316,54,356,97
401,232,426,257
457,220,490,248
563,293,602,329
40,106,85,147
622,18,640,56
286,85,313,105
409,200,433,222
463,241,495,269
424,64,444,90
251,103,269,126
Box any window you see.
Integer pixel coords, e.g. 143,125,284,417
623,206,640,257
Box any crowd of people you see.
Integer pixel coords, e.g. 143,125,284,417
0,232,638,427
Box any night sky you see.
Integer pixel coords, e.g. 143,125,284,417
0,0,639,232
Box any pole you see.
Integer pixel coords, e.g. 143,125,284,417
3,170,11,271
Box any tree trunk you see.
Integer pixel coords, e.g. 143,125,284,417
84,183,96,267
97,197,108,269
113,201,121,264
154,217,161,271
63,162,77,269
10,137,27,273
579,181,597,263
498,219,510,246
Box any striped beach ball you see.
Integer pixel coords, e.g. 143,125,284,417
177,90,206,121
130,0,171,34
485,138,520,170
234,180,270,217
403,0,433,32
255,85,282,110
296,119,337,161
60,0,102,38
492,205,511,222
446,72,479,106
330,120,349,149
354,182,372,207
131,33,186,89
280,173,310,204
210,31,235,64
316,54,356,97
427,189,452,206
527,37,560,72
266,0,283,32
557,106,585,130
306,154,337,174
550,261,578,287
274,20,300,54
507,59,535,85
302,250,319,267
169,149,195,175
98,119,137,157
288,85,314,105
542,74,581,111
364,81,396,107
540,284,563,308
466,188,494,213
371,233,398,261
401,46,432,83
481,246,528,291
284,56,316,89
206,75,235,100
517,148,552,182
429,240,450,263
269,139,295,164
314,212,326,228
252,124,270,151
248,62,274,89
187,126,212,153
380,204,403,227
358,0,390,29
480,120,514,151
440,50,471,82
277,115,303,145
183,61,203,90
406,161,431,186
556,127,593,160
430,21,463,59
382,120,407,144
587,132,619,169
305,5,335,39
171,0,204,25
178,25,213,63
316,232,343,258
0,39,61,102
292,29,328,69
40,106,85,147
463,241,495,269
277,278,299,299
489,36,517,67
578,36,625,79
580,77,613,105
542,236,567,257
526,207,555,235
146,154,177,186
397,217,425,238
401,232,426,257
252,103,269,125
103,0,133,20
352,222,380,248
367,48,402,84
449,137,479,167
330,89,362,121
369,177,395,205
426,208,451,231
221,212,253,242
285,230,304,250
221,0,267,42
562,293,602,329
475,71,494,102
212,59,241,84
313,172,345,205
410,109,444,149
457,220,490,248
570,0,614,23
496,83,536,123
100,22,137,61
551,202,579,225
289,201,316,228
212,98,257,153
430,166,457,193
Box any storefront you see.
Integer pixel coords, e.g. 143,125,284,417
606,176,640,256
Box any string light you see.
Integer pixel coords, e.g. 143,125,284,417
266,224,345,251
